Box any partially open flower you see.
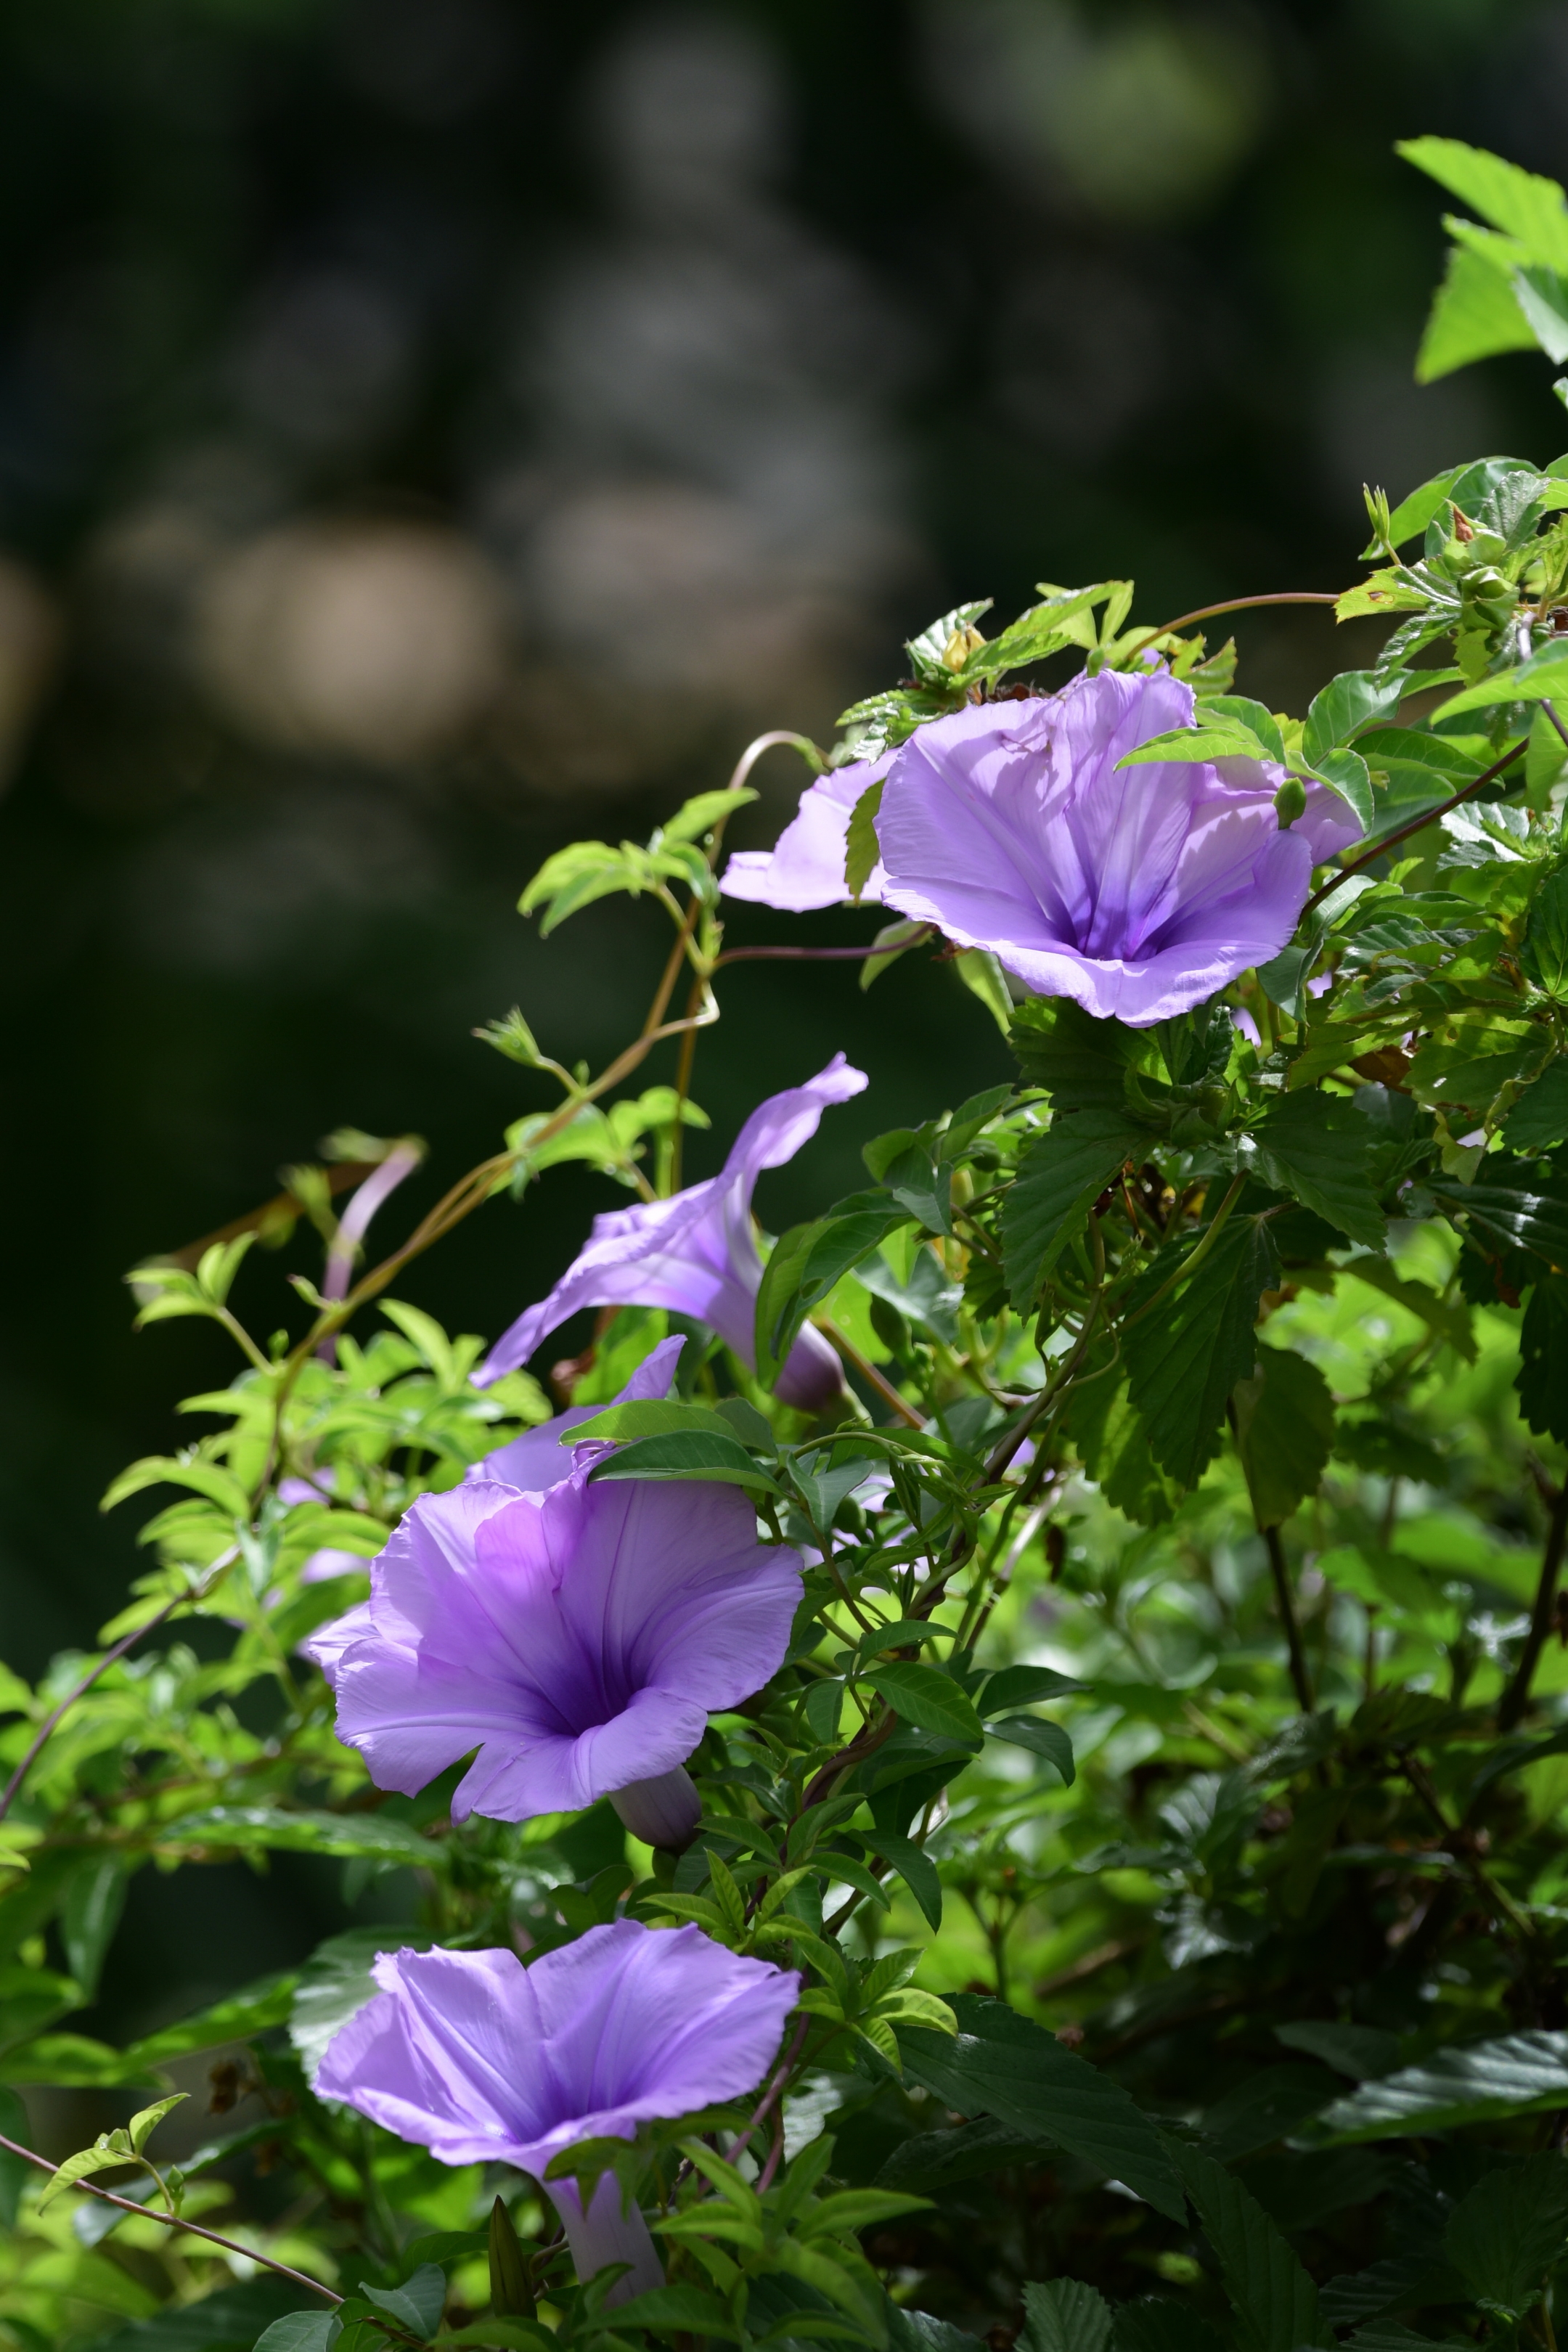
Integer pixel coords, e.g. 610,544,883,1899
874,668,1362,1026
317,1924,800,2305
304,1466,802,1847
473,1056,867,1411
719,751,891,910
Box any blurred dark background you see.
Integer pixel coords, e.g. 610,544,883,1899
2,0,1567,2032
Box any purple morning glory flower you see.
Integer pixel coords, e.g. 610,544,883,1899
719,752,891,910
874,669,1362,1028
467,1336,687,1493
473,1056,868,1413
316,1924,800,2304
304,1466,802,1852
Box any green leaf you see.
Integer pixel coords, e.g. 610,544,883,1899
863,1664,984,1747
1302,671,1403,766
886,2303,987,2352
615,2286,743,2340
1503,1056,1568,1148
1444,2152,1568,2322
952,950,1013,1037
1001,1114,1146,1308
1116,720,1277,768
1301,2028,1568,2142
61,1854,131,2006
1201,695,1286,764
158,1808,436,1868
1176,2142,1330,2351
587,1428,782,1493
1232,1348,1334,1528
566,1398,738,1446
1302,744,1374,830
361,2263,446,2339
1520,1273,1568,1445
756,1205,912,1383
876,2116,1046,2193
1018,2280,1113,2352
1411,239,1539,380
1381,463,1468,548
897,1996,1187,2222
844,778,885,902
1398,136,1568,271
1522,865,1568,998
661,785,760,844
905,599,994,684
1059,1376,1178,1527
977,1664,1088,1711
1113,2299,1215,2352
1429,1156,1568,1265
1123,1217,1281,1489
1251,1092,1386,1249
1010,998,1157,1117
860,916,931,991
253,2318,342,2352
987,1716,1075,1784
1430,645,1568,719
859,1831,942,1930
128,2092,186,2156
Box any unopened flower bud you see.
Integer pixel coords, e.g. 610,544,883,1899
1273,777,1307,830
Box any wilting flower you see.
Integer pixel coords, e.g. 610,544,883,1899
869,669,1361,1026
317,1924,800,2305
305,1465,802,1852
467,1336,687,1493
473,1056,867,1412
720,751,890,910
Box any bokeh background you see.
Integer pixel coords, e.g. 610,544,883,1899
3,0,1567,2043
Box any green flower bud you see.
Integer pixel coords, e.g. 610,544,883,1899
1273,777,1307,830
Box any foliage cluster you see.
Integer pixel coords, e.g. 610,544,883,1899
3,136,1568,2352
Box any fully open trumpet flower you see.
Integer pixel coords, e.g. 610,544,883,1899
473,1055,867,1411
719,751,890,910
317,1925,800,2306
304,1465,802,1850
872,668,1362,1027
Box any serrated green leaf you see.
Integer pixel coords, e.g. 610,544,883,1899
1429,1156,1568,1265
1522,865,1568,998
1444,2152,1568,2320
253,2316,342,2352
898,1996,1186,2221
1019,2278,1113,2352
1399,136,1568,270
1177,2142,1330,2350
1519,1272,1568,1444
1503,1056,1568,1149
1123,1217,1281,1489
1001,1114,1146,1308
1251,1090,1386,1248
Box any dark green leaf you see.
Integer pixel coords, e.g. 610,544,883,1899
1503,1057,1568,1148
290,1928,430,2085
1009,1000,1157,1117
1124,1217,1281,1489
616,2286,743,2340
566,1399,739,1446
1059,1376,1178,1527
362,2263,445,2339
1177,2142,1331,2351
987,1715,1075,1784
253,2319,341,2352
1197,2063,1339,2162
1444,2152,1568,2320
863,1665,984,1747
977,1664,1088,1712
1112,2300,1214,2352
1429,1156,1568,1265
1520,1273,1568,1444
1522,865,1568,998
91,2279,319,2350
876,2115,1047,2193
60,1855,131,2006
1273,2022,1401,2081
885,2306,987,2352
587,1429,781,1493
1020,2277,1113,2352
1302,2029,1568,2142
756,1206,912,1381
1232,1349,1334,1529
859,1831,942,1930
898,1996,1186,2222
1002,1114,1146,1308
1251,1093,1386,1249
